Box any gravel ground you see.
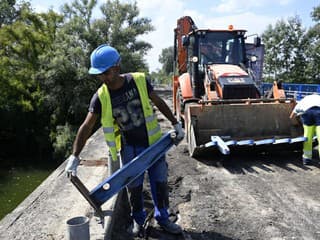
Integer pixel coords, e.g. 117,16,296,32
112,90,320,240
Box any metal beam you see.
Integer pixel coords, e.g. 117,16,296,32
69,131,176,220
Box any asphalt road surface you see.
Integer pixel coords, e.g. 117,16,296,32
112,89,320,240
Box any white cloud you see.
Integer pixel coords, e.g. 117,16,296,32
30,0,63,13
278,0,292,5
202,12,277,35
137,0,184,13
212,0,294,14
32,5,49,13
214,0,249,14
135,0,186,71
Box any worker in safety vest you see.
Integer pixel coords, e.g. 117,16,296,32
290,94,320,165
65,44,184,236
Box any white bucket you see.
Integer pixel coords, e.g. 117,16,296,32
66,216,90,240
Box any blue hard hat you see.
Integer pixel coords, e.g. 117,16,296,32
88,44,121,75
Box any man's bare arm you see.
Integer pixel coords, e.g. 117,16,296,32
72,112,99,157
149,91,178,125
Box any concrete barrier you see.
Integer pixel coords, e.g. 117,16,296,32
0,128,120,240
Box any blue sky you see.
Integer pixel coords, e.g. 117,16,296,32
29,0,319,71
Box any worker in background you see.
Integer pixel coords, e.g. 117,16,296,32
64,44,184,237
290,94,320,165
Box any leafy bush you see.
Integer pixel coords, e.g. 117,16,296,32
52,123,76,161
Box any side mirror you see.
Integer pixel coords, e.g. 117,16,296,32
182,35,189,46
254,37,261,47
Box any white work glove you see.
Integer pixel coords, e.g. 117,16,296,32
173,122,185,145
65,155,80,176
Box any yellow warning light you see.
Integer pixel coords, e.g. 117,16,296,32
228,25,234,30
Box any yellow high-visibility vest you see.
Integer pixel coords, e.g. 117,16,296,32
97,72,162,161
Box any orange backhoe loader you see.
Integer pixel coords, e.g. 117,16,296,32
172,16,304,156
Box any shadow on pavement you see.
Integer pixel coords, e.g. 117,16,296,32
194,148,320,175
183,230,238,240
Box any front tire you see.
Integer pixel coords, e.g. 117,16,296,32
175,87,185,128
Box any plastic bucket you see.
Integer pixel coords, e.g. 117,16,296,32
66,216,90,240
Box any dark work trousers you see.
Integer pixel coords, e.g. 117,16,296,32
120,144,169,225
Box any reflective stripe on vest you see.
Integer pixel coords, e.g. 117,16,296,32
97,72,162,161
131,72,162,145
98,84,121,161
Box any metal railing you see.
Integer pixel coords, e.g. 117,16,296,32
261,83,320,100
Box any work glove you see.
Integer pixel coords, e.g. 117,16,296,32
173,122,185,145
65,155,80,176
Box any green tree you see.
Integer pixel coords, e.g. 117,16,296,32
148,46,175,86
311,5,320,20
150,46,174,86
97,0,154,72
0,3,63,160
262,15,308,83
0,0,17,27
159,46,174,75
149,70,172,86
40,0,154,123
305,5,320,83
0,0,155,162
38,0,154,159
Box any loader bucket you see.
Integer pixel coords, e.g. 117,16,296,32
185,99,304,157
